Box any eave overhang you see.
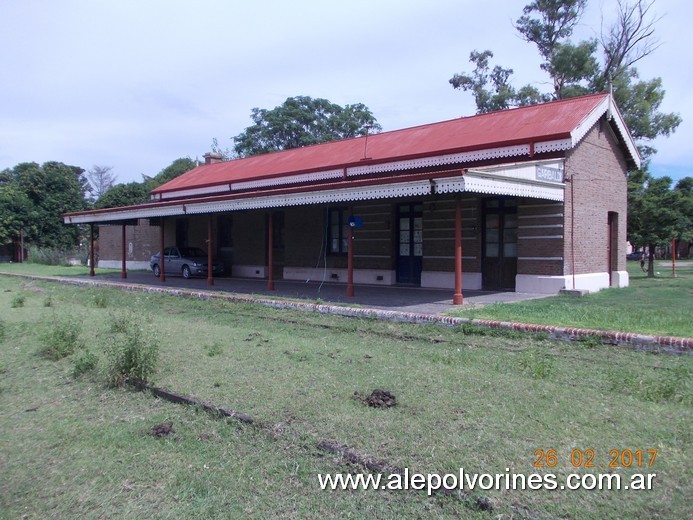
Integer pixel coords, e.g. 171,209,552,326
64,160,566,225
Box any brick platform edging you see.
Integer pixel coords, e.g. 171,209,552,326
2,272,691,354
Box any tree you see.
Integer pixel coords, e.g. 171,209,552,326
0,161,88,249
94,182,150,210
147,158,197,189
85,165,116,202
450,50,546,113
449,0,680,160
94,158,197,209
0,184,36,248
627,176,692,276
224,96,381,158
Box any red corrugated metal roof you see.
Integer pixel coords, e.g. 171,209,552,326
153,93,610,194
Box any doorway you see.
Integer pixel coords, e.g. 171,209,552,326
482,198,518,290
396,203,423,285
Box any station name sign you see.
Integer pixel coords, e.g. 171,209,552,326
535,165,564,182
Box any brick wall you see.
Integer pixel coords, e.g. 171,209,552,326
517,200,565,275
422,195,480,272
98,220,159,263
563,119,628,276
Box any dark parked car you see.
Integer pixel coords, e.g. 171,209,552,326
149,247,225,278
626,251,643,261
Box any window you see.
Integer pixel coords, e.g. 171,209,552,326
328,208,349,254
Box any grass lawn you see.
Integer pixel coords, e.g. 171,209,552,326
0,275,690,519
448,262,693,338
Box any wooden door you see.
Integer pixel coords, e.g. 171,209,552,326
482,198,518,290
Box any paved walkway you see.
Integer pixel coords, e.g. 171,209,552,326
86,271,552,316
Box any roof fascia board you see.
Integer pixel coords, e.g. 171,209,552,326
571,94,641,169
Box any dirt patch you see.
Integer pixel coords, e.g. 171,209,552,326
150,422,175,437
354,389,396,408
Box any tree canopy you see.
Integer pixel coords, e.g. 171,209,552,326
85,165,116,202
627,175,692,276
0,161,88,249
219,96,382,158
449,0,680,161
94,158,196,209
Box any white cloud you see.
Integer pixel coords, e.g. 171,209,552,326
0,0,689,182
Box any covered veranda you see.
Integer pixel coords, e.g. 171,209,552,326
80,268,552,315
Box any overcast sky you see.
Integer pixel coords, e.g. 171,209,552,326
1,0,690,185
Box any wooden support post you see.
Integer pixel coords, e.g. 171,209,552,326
453,197,463,305
347,208,354,298
267,212,274,290
120,224,127,279
89,224,95,277
207,215,214,286
159,218,166,282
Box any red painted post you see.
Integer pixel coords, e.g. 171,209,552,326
120,224,127,279
89,224,95,276
267,212,274,290
159,218,166,281
207,215,214,286
347,208,354,298
453,197,463,305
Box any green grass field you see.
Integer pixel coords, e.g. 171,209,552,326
448,262,693,338
0,275,690,519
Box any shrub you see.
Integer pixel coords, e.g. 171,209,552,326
608,365,690,404
38,314,84,360
577,334,603,349
72,350,98,378
104,312,159,387
43,295,53,307
204,342,223,357
10,293,26,308
518,346,554,379
92,291,110,309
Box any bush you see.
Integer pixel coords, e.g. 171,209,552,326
26,246,85,266
10,293,26,308
204,342,223,357
38,314,85,360
518,346,554,379
73,350,98,378
609,365,691,404
92,291,110,309
104,312,159,387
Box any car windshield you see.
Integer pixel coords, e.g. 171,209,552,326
178,247,207,257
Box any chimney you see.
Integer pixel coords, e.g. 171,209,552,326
203,152,224,165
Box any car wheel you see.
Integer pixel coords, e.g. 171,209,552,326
153,264,161,278
182,265,191,279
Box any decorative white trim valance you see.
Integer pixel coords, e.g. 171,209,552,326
347,144,530,177
65,164,564,225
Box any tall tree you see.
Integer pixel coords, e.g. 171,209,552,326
94,182,150,210
223,96,381,158
85,165,116,202
450,0,680,160
94,158,196,209
0,184,36,248
627,176,692,276
1,161,88,249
